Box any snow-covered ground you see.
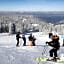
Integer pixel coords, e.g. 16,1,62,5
0,32,64,64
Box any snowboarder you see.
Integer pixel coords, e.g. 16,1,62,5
16,32,21,46
22,34,26,46
46,33,60,61
32,35,36,46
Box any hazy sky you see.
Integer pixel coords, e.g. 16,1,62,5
0,0,64,11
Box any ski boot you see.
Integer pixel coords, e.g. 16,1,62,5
47,57,54,61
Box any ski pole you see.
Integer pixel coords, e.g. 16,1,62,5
42,45,48,56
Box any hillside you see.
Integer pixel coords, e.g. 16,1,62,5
0,11,64,24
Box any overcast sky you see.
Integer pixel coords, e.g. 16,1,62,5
0,0,64,11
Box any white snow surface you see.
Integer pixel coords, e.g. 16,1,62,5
0,32,64,64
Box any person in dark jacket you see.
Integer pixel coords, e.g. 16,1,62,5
16,32,21,46
46,34,60,60
32,35,36,46
22,34,26,46
28,34,33,41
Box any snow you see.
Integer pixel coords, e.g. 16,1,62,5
0,32,64,64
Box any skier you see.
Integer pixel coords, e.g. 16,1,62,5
32,35,36,46
16,32,21,47
46,33,60,61
22,34,26,46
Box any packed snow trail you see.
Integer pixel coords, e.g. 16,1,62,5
0,33,64,64
0,45,64,64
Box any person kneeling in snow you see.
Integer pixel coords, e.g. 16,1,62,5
46,33,60,61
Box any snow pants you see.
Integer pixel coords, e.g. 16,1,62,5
16,39,19,46
49,48,58,57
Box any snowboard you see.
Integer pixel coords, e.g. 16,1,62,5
35,57,64,64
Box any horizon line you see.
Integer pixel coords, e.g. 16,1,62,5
0,11,64,12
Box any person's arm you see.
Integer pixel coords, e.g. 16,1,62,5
19,35,21,38
46,41,54,47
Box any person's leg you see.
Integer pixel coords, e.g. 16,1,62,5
54,49,57,58
47,49,54,60
51,49,58,61
23,40,26,46
16,39,19,46
49,49,54,57
33,41,35,46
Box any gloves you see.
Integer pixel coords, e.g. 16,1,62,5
46,42,48,44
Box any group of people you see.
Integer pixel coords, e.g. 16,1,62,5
16,32,60,61
16,32,36,47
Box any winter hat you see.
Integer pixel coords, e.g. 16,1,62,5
52,35,59,40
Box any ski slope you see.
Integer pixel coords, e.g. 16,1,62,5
0,32,64,64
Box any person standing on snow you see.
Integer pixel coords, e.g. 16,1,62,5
22,34,26,46
46,33,60,61
32,35,36,46
16,32,21,47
